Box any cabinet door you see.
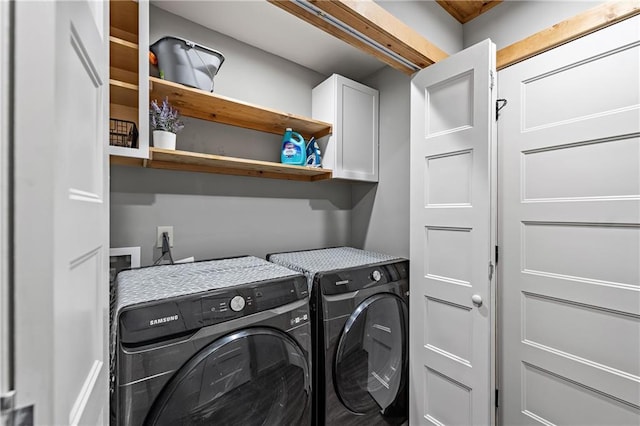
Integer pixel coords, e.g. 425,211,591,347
313,74,379,182
337,76,379,182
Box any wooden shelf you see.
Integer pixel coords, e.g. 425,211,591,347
110,0,138,43
110,79,138,108
110,26,138,44
110,66,138,86
110,36,138,74
149,77,333,140
111,148,333,182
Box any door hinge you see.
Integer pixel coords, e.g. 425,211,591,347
1,392,34,426
495,245,499,264
490,69,495,90
495,389,499,407
0,391,15,426
489,262,494,281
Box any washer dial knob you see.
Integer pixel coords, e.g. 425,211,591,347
230,295,246,312
372,270,382,282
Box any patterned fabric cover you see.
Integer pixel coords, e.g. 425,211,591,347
268,247,403,291
114,256,299,314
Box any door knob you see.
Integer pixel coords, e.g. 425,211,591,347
471,294,483,307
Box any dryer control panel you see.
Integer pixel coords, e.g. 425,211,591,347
316,260,409,296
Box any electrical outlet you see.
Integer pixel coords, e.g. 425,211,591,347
156,226,174,248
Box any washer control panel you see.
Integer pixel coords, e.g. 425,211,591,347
200,276,308,324
371,270,382,282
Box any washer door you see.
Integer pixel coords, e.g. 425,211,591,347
334,293,408,415
145,328,310,426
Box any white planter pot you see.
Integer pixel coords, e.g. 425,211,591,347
153,130,177,150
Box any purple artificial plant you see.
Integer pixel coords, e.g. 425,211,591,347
149,97,185,133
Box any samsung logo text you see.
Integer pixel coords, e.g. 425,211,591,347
149,315,179,326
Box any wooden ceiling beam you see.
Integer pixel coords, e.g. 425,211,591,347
310,1,449,68
436,1,503,24
267,0,415,74
497,0,640,70
268,0,448,74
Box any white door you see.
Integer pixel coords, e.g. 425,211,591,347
499,16,640,425
13,0,109,424
410,39,497,425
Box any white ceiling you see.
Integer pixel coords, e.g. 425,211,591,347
151,0,388,81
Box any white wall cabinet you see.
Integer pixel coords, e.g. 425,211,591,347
313,74,379,182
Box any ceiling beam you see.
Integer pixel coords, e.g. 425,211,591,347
310,1,449,68
436,1,503,24
497,0,640,70
267,0,415,74
268,0,448,75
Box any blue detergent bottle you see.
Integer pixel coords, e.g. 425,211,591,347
280,128,306,165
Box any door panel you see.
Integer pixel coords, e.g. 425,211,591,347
14,0,109,423
57,3,108,423
522,137,639,200
410,39,497,425
499,15,640,425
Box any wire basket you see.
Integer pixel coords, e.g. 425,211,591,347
110,118,139,148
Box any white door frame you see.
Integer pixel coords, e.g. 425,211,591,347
0,0,12,406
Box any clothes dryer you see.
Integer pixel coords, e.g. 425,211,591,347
268,247,408,425
110,256,312,425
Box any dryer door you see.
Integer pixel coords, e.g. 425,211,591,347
334,293,408,416
145,327,310,426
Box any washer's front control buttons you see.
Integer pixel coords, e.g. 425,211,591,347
230,295,246,312
372,270,382,282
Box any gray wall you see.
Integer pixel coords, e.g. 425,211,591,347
110,6,352,265
150,5,325,113
353,67,412,259
352,2,461,258
463,1,600,49
111,167,351,265
377,1,463,55
350,2,463,260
